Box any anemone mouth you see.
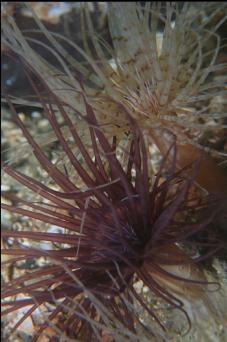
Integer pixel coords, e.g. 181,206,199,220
93,200,146,257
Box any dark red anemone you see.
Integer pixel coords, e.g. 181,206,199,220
1,58,224,341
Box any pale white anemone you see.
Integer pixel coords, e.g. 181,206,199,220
2,3,227,152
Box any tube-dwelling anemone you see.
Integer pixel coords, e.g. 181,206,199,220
2,2,227,197
1,63,224,341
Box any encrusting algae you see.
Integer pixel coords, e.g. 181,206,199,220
1,2,227,342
